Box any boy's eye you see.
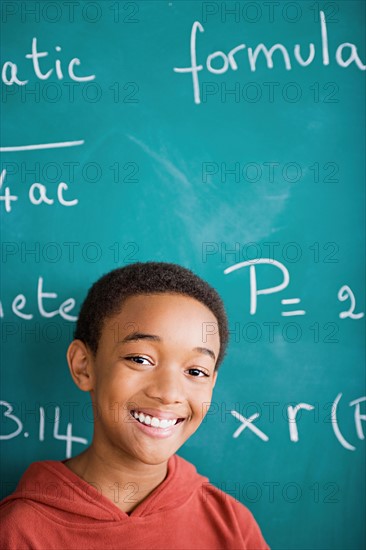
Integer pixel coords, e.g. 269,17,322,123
126,356,151,365
187,368,209,378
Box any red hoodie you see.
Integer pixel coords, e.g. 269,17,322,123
0,454,269,549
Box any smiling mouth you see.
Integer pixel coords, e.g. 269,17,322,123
130,410,185,429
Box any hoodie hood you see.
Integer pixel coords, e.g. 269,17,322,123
1,454,207,523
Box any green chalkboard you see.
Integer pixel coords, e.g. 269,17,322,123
1,1,365,549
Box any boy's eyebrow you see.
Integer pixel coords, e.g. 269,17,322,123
194,346,216,361
119,332,216,361
120,332,160,344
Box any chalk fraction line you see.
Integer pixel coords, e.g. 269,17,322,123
0,140,85,152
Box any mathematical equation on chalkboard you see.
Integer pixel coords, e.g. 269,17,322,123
230,393,366,452
224,259,364,320
0,401,88,458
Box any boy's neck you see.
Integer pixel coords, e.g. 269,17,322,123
64,445,169,514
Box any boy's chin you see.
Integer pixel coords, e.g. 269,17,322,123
129,447,178,467
130,438,188,466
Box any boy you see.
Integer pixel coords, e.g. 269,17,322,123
0,262,269,549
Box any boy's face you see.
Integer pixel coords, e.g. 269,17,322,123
78,293,220,466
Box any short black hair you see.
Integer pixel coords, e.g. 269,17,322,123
74,262,229,369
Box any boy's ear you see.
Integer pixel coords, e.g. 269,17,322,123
67,340,95,392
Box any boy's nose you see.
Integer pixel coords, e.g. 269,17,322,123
145,366,184,405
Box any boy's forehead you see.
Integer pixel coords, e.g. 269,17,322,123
101,293,220,344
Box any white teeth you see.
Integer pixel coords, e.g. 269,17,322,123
132,411,181,429
150,417,159,427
